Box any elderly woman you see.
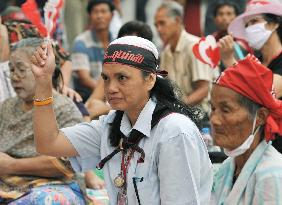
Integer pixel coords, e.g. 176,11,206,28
0,38,86,204
30,36,213,204
0,10,82,102
210,55,282,204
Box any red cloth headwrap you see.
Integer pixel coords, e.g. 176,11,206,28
216,54,282,142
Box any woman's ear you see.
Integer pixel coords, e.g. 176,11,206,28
256,107,270,126
268,22,279,31
146,73,156,91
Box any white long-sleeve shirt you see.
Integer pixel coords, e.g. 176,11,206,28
62,98,213,205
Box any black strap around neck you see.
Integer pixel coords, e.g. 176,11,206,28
96,103,171,205
97,102,171,169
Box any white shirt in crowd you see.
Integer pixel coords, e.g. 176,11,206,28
62,98,213,205
0,61,16,103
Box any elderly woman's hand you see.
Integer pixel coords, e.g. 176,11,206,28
85,171,105,189
218,35,237,67
0,152,15,175
62,85,83,102
30,43,55,84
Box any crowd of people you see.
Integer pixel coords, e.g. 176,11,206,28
0,0,282,204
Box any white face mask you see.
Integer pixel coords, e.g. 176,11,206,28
245,22,273,50
224,113,260,158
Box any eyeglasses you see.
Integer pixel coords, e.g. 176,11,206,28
5,63,32,79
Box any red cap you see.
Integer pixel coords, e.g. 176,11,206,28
216,54,282,141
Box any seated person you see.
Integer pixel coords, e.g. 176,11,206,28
0,38,86,204
211,55,282,204
1,13,104,190
71,0,114,102
1,6,82,102
31,36,213,204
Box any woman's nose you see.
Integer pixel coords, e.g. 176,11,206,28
210,112,222,126
107,80,119,93
10,72,21,82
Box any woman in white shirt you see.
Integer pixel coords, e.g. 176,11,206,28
30,36,212,205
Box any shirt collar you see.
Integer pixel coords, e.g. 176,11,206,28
166,29,185,55
120,98,156,138
105,110,116,123
174,29,186,52
91,30,113,43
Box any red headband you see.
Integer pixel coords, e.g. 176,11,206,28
216,54,282,141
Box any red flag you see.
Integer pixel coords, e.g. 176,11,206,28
21,0,47,37
44,0,64,37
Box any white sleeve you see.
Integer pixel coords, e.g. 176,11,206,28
71,53,90,71
253,175,282,204
158,132,212,205
61,119,104,172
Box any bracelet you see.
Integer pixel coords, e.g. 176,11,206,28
33,96,53,106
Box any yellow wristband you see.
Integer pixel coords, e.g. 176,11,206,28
33,96,53,106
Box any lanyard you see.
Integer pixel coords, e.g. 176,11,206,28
120,149,143,205
121,149,134,182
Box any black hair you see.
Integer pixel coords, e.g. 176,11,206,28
117,21,153,41
263,13,282,44
0,0,8,14
108,70,204,147
52,62,63,93
87,0,115,14
143,71,204,124
213,0,239,17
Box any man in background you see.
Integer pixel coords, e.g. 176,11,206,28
155,1,214,119
72,0,114,102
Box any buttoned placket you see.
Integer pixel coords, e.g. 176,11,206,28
118,99,155,204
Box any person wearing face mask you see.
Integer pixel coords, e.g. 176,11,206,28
229,0,282,71
210,54,282,204
218,0,282,98
218,0,282,154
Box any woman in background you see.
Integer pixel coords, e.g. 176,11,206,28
0,38,86,204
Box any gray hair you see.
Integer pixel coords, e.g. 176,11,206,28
158,1,184,19
11,38,44,57
237,93,265,140
10,37,63,91
237,93,261,120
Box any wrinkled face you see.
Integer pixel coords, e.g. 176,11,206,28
102,63,155,113
9,49,35,102
89,3,113,31
210,85,254,150
214,5,237,32
154,7,180,45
